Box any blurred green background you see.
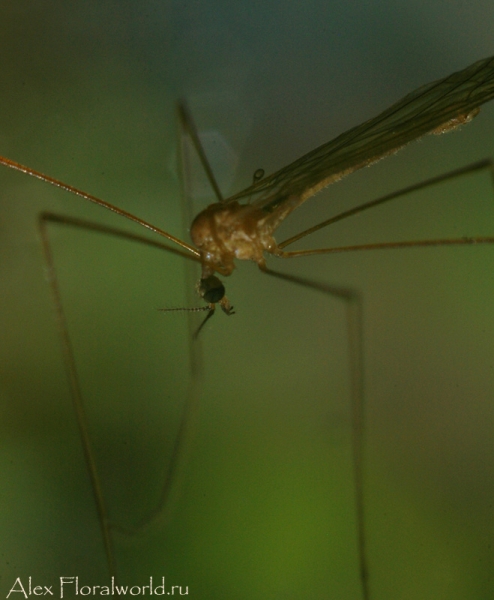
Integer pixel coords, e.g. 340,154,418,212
0,1,493,598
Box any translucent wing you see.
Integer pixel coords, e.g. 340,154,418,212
226,56,494,216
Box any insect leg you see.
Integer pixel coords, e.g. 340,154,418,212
260,264,369,600
278,159,494,252
38,212,202,581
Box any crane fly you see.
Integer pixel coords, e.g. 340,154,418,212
2,56,494,598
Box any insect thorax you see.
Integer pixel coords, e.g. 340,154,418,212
190,201,279,277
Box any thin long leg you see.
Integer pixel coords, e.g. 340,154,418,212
116,103,230,541
177,101,224,204
113,102,225,540
278,159,493,251
38,211,201,578
263,157,494,598
259,265,369,600
176,95,208,366
116,350,203,535
38,213,117,587
0,155,199,257
175,98,233,340
277,235,494,259
41,212,201,263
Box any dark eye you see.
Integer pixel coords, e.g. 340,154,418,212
198,275,225,303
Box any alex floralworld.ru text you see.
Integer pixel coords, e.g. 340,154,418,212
6,577,189,597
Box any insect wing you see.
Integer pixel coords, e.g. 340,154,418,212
227,56,494,214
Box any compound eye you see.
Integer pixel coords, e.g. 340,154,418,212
198,275,225,304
